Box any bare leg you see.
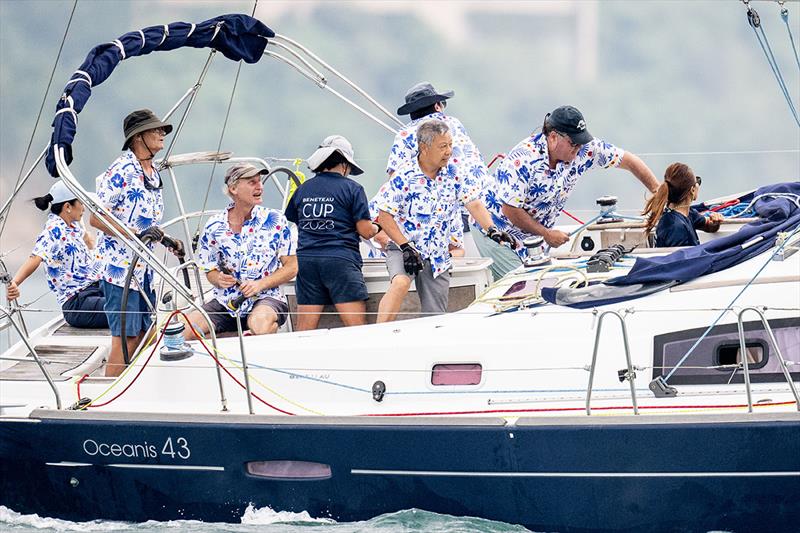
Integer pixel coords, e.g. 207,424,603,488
295,304,324,331
106,332,143,377
334,300,367,327
377,274,411,323
180,310,213,341
247,305,279,335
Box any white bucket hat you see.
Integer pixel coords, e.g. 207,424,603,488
306,135,364,176
48,181,77,204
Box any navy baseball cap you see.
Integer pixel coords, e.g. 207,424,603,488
546,105,593,145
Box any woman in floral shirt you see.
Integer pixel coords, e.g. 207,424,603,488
90,108,173,377
6,181,106,328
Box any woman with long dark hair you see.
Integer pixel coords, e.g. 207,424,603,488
6,181,106,328
643,162,724,247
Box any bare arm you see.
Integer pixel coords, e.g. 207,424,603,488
465,199,493,230
356,219,380,240
90,212,131,237
618,152,660,193
240,255,298,298
501,204,568,247
6,255,43,300
377,210,408,246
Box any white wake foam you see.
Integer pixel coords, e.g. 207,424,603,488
0,505,130,531
240,503,336,525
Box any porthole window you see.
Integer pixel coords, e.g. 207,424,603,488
652,317,799,385
714,341,768,370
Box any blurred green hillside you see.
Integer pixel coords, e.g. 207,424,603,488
2,0,799,245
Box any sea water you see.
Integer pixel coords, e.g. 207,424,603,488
0,505,536,533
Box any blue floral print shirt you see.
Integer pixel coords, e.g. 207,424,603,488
197,203,297,316
386,112,485,206
485,133,624,258
95,150,164,290
366,179,464,259
372,160,462,278
31,214,104,305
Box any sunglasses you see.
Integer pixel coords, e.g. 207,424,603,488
554,130,580,149
695,176,702,186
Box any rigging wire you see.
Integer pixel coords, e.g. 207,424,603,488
664,221,800,382
192,0,260,243
778,1,800,71
743,0,800,127
1,0,78,238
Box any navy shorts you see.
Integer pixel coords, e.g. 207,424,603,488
62,281,108,329
295,256,368,305
199,297,289,334
102,280,155,337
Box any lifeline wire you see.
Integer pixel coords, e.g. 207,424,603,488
1,0,78,238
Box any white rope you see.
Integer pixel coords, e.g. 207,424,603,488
110,39,126,60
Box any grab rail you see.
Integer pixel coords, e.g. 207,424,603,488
0,305,61,409
54,147,229,413
737,306,800,412
586,310,639,415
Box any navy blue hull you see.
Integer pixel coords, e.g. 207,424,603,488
1,411,798,532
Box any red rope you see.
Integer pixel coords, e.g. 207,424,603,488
561,210,585,224
88,310,176,408
76,374,89,403
182,312,295,415
87,310,294,415
486,153,506,168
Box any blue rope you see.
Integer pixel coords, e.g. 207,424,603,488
748,7,800,127
780,6,800,72
665,222,800,381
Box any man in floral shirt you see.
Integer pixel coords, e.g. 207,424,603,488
477,105,660,279
385,82,516,249
183,163,297,339
374,119,463,320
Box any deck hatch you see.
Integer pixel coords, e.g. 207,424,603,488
246,460,331,480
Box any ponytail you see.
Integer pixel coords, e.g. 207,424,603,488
33,194,53,212
32,193,72,215
643,162,697,235
642,182,669,235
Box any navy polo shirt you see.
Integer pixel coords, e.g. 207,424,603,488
655,207,706,247
285,171,371,265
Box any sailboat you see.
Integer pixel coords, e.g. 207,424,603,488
1,9,798,533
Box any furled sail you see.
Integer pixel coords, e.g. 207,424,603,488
45,13,274,177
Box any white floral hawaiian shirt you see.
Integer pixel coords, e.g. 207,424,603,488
386,112,485,207
31,214,103,305
96,150,164,290
366,180,464,259
485,133,624,259
197,203,297,316
372,160,462,278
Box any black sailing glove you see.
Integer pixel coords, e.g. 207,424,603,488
136,226,164,243
400,242,424,276
486,225,518,248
